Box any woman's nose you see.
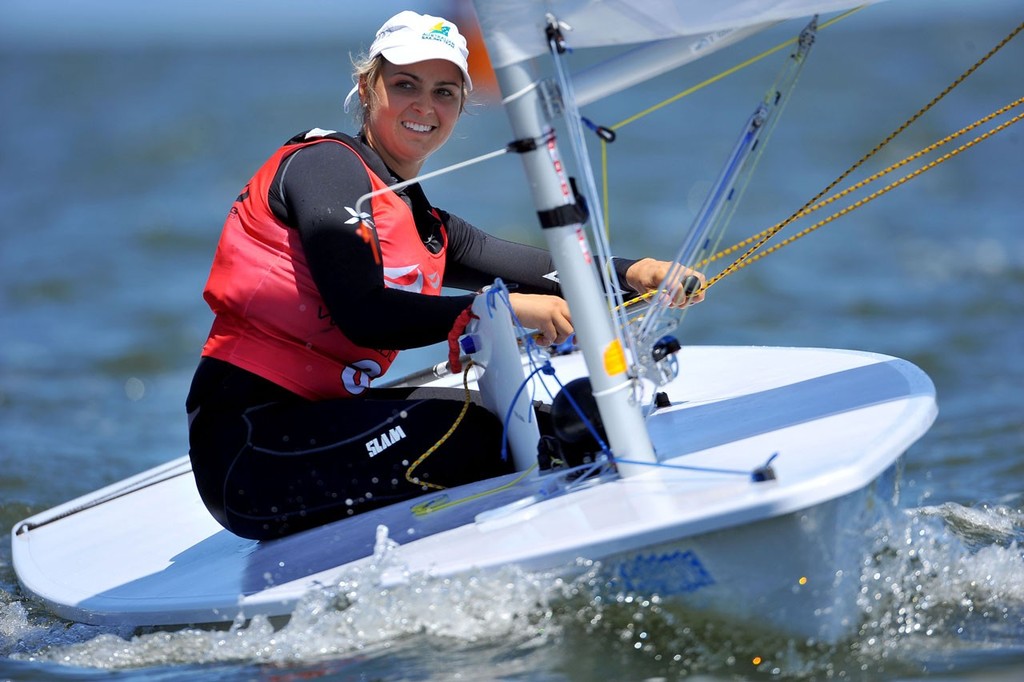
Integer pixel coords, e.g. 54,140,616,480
410,91,432,115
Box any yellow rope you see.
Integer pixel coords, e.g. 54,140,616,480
404,359,475,491
702,19,1024,289
714,107,1024,279
411,462,539,516
701,98,1024,275
609,9,864,133
619,98,1024,315
599,9,863,241
401,359,543,516
612,19,1024,314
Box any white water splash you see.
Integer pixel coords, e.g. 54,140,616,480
10,525,585,670
920,501,1024,550
857,502,1024,658
0,589,128,660
9,506,1024,675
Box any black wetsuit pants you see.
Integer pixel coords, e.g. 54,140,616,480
186,358,514,540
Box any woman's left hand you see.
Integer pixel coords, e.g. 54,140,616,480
508,293,574,346
624,258,706,307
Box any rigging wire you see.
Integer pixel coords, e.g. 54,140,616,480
702,18,1024,290
699,97,1024,280
598,7,866,231
632,18,818,349
604,17,1023,309
545,16,639,364
609,8,864,133
620,94,1024,314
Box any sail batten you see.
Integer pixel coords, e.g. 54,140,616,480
473,0,886,68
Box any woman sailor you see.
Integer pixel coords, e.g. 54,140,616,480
186,10,702,540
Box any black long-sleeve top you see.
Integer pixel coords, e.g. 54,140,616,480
267,132,634,351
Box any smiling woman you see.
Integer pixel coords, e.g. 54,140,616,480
182,9,700,541
346,11,472,178
361,59,465,179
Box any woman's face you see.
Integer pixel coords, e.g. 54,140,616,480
362,58,464,179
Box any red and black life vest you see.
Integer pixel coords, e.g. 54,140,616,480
200,131,446,400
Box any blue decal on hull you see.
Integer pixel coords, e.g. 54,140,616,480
616,549,715,594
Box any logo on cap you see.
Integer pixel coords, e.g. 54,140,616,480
423,22,456,49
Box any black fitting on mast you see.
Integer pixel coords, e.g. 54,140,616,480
505,138,538,154
545,14,570,54
538,178,589,229
505,129,557,155
538,205,585,229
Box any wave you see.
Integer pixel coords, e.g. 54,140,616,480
4,500,1023,679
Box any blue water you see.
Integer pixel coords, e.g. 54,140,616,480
2,2,1023,680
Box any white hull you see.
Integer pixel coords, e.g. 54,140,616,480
12,345,935,643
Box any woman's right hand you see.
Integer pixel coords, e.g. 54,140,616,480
624,257,705,307
508,293,573,346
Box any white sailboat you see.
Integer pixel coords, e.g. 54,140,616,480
11,0,940,644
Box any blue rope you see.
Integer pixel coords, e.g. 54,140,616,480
614,458,751,476
485,280,771,481
487,282,611,464
500,365,544,463
615,451,779,481
487,280,616,464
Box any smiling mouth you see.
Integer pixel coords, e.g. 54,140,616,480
402,121,435,133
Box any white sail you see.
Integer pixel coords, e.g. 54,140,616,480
474,0,889,69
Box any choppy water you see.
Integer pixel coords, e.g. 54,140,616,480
2,2,1023,680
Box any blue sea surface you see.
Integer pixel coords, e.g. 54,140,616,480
1,1,1023,679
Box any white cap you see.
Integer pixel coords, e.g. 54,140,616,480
345,11,472,112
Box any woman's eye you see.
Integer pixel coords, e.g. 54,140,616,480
389,79,416,92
